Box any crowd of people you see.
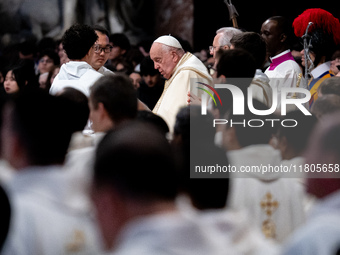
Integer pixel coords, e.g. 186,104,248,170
0,7,340,255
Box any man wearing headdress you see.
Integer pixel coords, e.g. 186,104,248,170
150,35,213,133
293,8,340,108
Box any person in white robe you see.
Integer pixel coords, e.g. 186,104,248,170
1,89,103,254
150,35,212,133
50,24,104,97
62,74,138,214
91,122,233,255
222,100,307,243
261,16,305,110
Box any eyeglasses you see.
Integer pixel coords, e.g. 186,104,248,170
39,58,53,64
93,45,113,53
209,46,223,52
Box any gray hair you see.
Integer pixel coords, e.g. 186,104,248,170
216,27,242,47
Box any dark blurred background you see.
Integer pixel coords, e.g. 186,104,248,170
194,0,340,51
1,0,340,53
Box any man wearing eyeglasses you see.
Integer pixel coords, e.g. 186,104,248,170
50,24,105,97
89,25,114,76
210,27,242,61
207,27,242,77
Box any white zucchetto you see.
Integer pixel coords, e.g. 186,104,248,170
153,35,183,49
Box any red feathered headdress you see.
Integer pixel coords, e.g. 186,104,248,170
293,8,340,45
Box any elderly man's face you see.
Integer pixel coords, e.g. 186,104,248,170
150,42,179,80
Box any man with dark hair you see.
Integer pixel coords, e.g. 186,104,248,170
1,88,102,254
56,87,90,134
60,74,139,217
50,24,103,97
136,110,169,137
89,74,137,132
216,48,256,82
230,32,273,107
206,48,257,149
89,25,114,75
215,48,257,115
261,16,304,110
91,121,229,254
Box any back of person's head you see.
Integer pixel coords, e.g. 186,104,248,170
216,48,256,97
319,76,340,97
62,24,98,60
230,32,267,69
181,105,216,147
277,110,318,156
136,110,169,137
94,121,177,202
311,94,340,119
90,74,137,124
0,185,10,251
3,88,75,166
216,27,242,47
225,99,274,147
140,56,159,76
92,25,110,37
109,33,131,52
56,87,89,132
216,48,256,79
173,105,230,210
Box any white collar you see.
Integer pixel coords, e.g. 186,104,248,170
311,61,331,78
